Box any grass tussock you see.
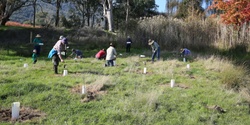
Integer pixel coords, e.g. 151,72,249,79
199,55,249,91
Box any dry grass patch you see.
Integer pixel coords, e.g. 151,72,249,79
71,76,112,102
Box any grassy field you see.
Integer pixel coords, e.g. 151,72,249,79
0,47,250,125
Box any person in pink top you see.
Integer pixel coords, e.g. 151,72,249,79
95,49,106,60
48,38,68,74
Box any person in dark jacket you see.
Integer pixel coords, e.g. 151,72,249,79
70,49,83,59
180,48,191,57
126,36,132,53
33,34,43,56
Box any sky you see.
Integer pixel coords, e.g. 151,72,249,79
155,0,166,12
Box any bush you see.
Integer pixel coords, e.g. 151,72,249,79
220,65,248,91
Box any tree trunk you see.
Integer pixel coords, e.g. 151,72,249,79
0,1,7,26
0,15,9,26
55,0,60,27
33,0,37,27
125,0,129,36
103,0,113,32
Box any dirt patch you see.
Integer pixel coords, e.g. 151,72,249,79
0,107,46,123
71,84,107,103
160,83,191,89
125,69,154,75
206,105,226,113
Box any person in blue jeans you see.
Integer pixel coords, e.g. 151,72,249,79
148,39,160,62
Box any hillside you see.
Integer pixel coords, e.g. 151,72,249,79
10,0,72,24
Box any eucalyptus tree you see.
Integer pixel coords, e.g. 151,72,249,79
71,0,102,27
41,0,69,27
113,0,157,30
129,0,158,18
166,0,179,16
166,0,212,18
0,0,32,26
102,0,114,32
165,0,204,18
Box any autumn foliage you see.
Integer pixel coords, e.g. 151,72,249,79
209,0,250,27
5,21,41,28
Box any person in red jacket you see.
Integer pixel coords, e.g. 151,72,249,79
95,49,106,60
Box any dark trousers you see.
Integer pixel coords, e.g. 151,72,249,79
52,54,60,74
126,44,131,52
34,45,41,55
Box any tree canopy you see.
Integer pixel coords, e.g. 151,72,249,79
209,0,250,27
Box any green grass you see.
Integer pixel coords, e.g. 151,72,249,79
0,49,250,125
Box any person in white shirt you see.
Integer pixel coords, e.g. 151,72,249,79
105,43,117,66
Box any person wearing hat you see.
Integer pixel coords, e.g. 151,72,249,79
105,43,117,66
48,38,68,74
126,36,132,53
148,39,160,62
33,34,43,55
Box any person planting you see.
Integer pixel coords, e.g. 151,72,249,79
48,38,68,74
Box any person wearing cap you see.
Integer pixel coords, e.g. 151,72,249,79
95,49,106,60
105,43,117,66
70,49,83,59
48,38,68,74
148,39,160,62
33,34,43,55
126,36,132,53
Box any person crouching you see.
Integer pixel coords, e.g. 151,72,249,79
105,43,117,66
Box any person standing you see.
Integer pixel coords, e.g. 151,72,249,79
33,34,43,56
95,49,106,60
126,36,132,53
105,43,117,66
48,38,68,74
148,39,160,62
